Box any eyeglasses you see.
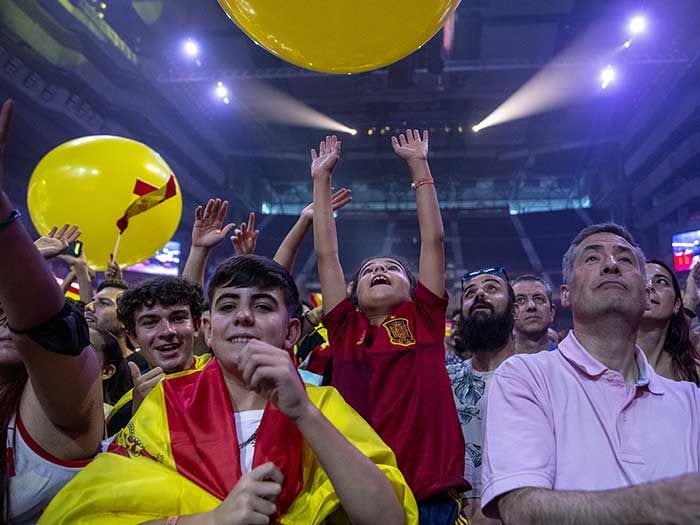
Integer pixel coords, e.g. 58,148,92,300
461,266,509,295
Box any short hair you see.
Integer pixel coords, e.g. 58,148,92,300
117,276,204,333
512,274,554,306
207,255,302,320
349,255,418,308
561,223,646,284
96,279,130,294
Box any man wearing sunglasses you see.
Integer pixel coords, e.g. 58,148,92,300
447,266,517,523
481,224,700,524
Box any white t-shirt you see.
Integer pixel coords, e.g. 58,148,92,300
7,413,90,524
234,410,264,473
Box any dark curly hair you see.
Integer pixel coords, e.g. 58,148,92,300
208,255,302,320
349,255,418,309
117,276,204,334
647,259,700,385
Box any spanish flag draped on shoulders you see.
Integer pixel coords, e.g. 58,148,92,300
40,358,418,524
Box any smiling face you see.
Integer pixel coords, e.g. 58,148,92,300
355,257,412,315
203,286,300,377
561,232,649,323
129,303,198,373
513,280,555,337
642,262,680,323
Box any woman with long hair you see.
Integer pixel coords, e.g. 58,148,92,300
0,100,103,523
637,259,700,385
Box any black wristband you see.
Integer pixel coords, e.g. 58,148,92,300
0,208,20,231
683,306,697,319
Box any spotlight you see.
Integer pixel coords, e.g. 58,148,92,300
215,81,228,99
223,97,230,105
623,40,632,49
350,129,358,136
628,15,647,35
183,39,200,58
457,125,464,133
367,128,374,136
472,125,480,133
599,65,615,89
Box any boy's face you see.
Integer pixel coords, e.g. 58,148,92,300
203,286,300,375
129,303,198,373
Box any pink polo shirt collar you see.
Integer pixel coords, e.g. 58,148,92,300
559,330,665,395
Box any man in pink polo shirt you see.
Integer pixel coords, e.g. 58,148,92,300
482,223,700,524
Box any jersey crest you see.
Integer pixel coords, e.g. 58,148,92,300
382,317,416,347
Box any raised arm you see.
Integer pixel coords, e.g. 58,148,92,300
311,136,347,314
391,129,444,297
0,100,102,446
182,199,235,287
274,188,351,273
498,474,700,525
60,245,94,304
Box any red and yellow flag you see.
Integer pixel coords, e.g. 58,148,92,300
116,174,177,234
40,359,418,524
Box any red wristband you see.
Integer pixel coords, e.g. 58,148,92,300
411,178,434,190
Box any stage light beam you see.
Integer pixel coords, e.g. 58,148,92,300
628,16,647,35
183,39,200,58
215,81,228,99
600,65,616,89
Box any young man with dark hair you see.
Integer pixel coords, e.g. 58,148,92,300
106,276,210,436
511,274,557,354
43,254,416,524
482,223,700,524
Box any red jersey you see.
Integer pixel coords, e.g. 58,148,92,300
323,282,467,501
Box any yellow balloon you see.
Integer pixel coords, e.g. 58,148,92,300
27,136,182,271
217,0,460,74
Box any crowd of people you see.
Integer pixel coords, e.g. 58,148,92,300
1,98,700,524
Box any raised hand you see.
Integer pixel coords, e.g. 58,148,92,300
105,254,123,281
192,198,236,250
310,135,341,180
391,128,429,164
58,245,88,269
34,224,81,260
300,187,352,223
238,339,310,422
209,462,283,525
231,211,259,256
0,100,15,189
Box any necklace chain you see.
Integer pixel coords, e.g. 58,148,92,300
238,430,257,450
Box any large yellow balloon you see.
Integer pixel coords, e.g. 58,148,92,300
218,0,460,74
27,136,182,271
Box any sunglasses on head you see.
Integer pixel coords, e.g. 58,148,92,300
461,266,509,294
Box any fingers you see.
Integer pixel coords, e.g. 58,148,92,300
127,361,141,383
248,212,256,232
399,133,408,147
203,199,215,220
330,188,352,211
216,200,229,225
221,222,236,237
65,225,81,243
310,148,318,160
194,205,203,221
248,462,285,485
48,226,57,237
135,366,165,385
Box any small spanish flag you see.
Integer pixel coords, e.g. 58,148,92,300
116,175,177,234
